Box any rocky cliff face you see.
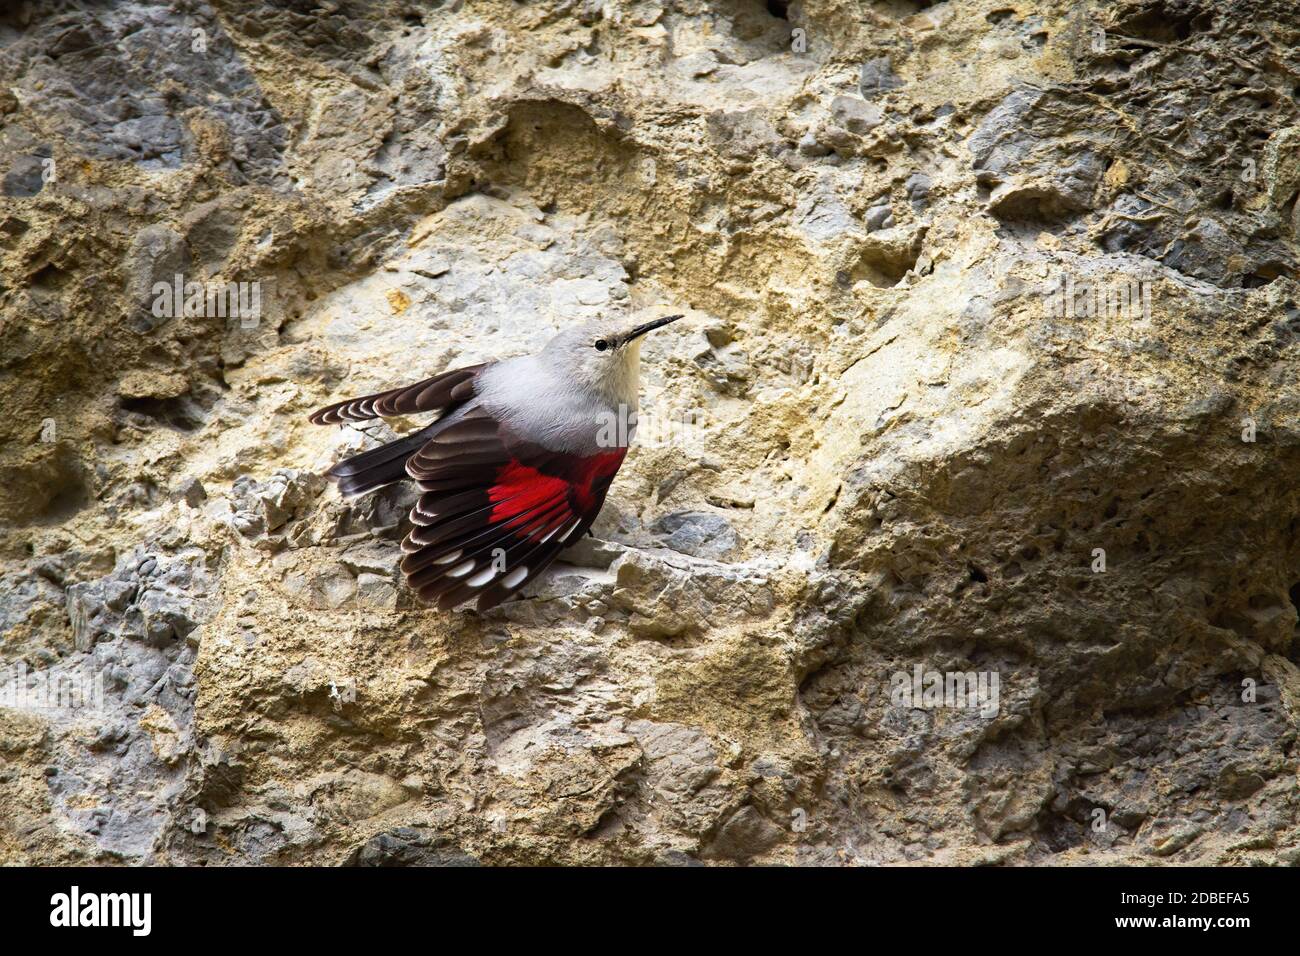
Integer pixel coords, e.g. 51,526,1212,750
2,0,1299,865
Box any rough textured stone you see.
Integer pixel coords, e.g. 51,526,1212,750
2,0,1300,867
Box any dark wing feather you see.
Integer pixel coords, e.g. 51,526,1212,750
309,365,484,425
397,411,628,611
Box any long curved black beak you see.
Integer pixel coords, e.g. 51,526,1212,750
626,313,684,343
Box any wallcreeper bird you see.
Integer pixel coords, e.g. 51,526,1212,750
310,314,685,611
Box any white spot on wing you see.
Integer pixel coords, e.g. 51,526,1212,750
433,549,462,565
447,560,475,578
502,567,528,588
466,567,498,587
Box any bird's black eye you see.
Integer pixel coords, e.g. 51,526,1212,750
594,338,609,351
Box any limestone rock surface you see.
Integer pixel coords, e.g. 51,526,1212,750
2,0,1299,865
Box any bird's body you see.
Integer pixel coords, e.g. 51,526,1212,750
310,314,683,611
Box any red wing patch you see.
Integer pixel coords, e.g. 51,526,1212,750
402,447,628,610
488,450,627,535
488,464,571,531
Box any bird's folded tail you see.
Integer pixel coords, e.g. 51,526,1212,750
326,426,433,497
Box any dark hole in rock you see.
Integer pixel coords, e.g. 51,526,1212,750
873,0,935,17
37,458,89,525
987,8,1015,23
968,564,988,583
765,0,789,19
1242,262,1286,288
43,482,86,521
30,263,70,290
1039,813,1085,854
1119,5,1206,42
120,395,204,432
0,216,29,241
848,233,924,288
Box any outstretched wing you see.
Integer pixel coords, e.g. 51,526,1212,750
309,365,484,425
399,406,627,611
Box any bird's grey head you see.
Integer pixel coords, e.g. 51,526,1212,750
541,313,684,407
